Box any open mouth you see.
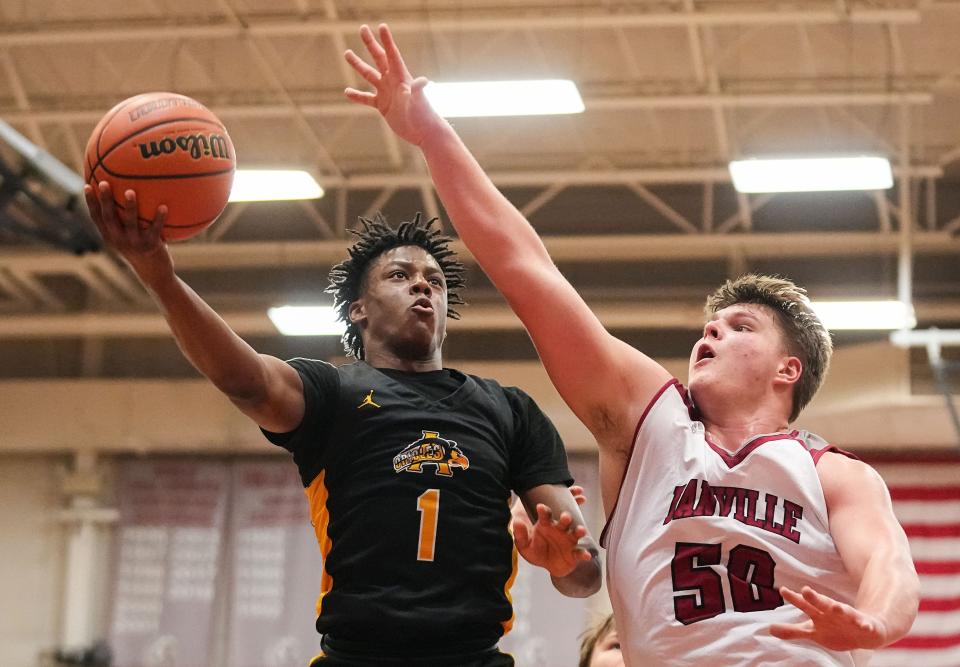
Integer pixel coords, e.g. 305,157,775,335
695,344,716,363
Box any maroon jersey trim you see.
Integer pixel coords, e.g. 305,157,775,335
600,379,682,548
809,444,859,465
705,431,800,469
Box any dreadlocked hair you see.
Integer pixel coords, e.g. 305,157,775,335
326,212,466,360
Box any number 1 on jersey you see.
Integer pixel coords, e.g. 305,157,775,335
417,489,440,561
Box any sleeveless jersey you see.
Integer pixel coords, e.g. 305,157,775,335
263,359,572,657
600,379,866,667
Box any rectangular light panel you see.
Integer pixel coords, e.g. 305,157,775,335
423,80,585,118
267,306,346,336
729,157,893,193
229,170,324,202
811,300,915,331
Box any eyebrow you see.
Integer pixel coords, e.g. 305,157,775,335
730,309,759,322
382,259,443,276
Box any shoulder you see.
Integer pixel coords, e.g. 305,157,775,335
817,452,888,506
287,356,339,374
498,384,545,414
455,372,533,408
285,357,342,397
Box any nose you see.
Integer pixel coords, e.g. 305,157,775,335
704,320,721,339
411,275,432,297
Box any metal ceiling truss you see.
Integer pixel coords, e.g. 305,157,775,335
0,5,926,48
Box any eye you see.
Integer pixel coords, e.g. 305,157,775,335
734,324,751,332
429,277,444,287
390,270,407,279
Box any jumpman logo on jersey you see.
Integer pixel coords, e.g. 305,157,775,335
357,390,381,409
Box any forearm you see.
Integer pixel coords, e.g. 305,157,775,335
550,540,602,598
142,271,271,403
854,547,919,644
419,124,555,291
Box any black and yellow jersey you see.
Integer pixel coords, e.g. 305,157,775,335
262,359,572,656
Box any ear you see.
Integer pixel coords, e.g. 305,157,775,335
348,299,366,326
775,355,802,387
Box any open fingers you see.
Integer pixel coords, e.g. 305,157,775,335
83,184,105,228
344,87,378,107
97,181,119,225
800,586,843,616
535,503,554,524
378,24,411,79
512,518,530,549
359,24,389,73
770,621,815,642
120,189,139,226
344,49,382,87
146,204,168,246
780,586,822,618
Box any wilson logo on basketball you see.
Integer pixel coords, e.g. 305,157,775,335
393,430,470,477
137,134,231,161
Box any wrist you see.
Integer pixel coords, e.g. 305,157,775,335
127,252,175,289
417,118,458,155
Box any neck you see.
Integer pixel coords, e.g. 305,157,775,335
363,345,443,372
703,419,791,453
696,395,790,453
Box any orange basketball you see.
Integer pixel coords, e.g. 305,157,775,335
84,92,236,242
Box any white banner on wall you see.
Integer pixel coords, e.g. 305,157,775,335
109,459,228,667
227,462,321,667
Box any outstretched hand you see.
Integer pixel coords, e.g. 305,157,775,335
770,585,888,651
83,181,173,284
343,23,446,147
512,487,592,579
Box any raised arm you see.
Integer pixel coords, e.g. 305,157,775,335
84,182,305,433
344,24,671,448
771,453,919,650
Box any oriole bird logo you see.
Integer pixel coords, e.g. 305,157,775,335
393,431,470,477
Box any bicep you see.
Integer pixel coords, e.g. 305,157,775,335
233,354,305,433
820,454,912,582
503,264,672,441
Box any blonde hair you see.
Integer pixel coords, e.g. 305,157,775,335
705,274,832,422
579,614,616,667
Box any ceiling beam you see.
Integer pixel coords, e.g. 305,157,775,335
324,164,940,189
2,231,958,275
0,8,922,47
2,90,933,125
0,298,956,339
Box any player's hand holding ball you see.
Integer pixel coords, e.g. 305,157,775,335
83,92,235,281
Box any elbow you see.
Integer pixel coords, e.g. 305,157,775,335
901,568,922,634
552,555,603,598
884,560,922,646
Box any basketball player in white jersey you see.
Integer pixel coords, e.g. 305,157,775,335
344,24,920,666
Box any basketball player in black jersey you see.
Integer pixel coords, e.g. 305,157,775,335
83,182,602,666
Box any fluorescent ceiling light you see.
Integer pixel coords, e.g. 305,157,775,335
229,170,324,202
810,300,915,331
267,306,346,336
423,80,585,118
729,157,893,193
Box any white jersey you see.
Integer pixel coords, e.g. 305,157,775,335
601,379,866,667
